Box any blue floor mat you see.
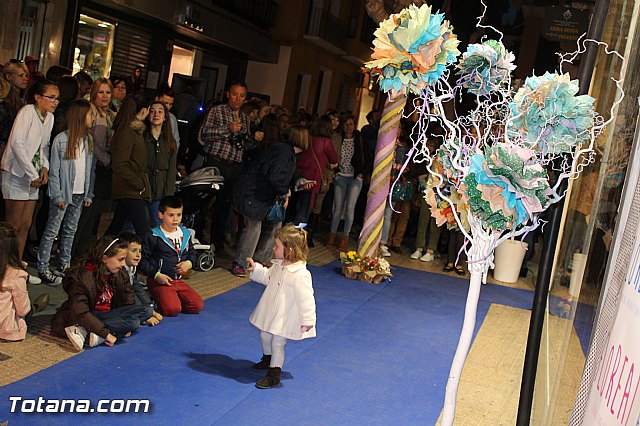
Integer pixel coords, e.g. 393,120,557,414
1,262,537,425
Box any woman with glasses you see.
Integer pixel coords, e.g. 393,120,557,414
1,79,59,283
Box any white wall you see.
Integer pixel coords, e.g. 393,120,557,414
245,45,291,105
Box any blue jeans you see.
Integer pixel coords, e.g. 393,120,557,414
330,175,363,235
132,278,154,320
37,194,84,272
148,199,161,228
93,304,150,338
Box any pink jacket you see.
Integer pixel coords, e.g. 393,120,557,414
0,267,31,341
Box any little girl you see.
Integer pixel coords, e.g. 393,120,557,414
37,99,94,285
50,235,151,351
246,224,316,389
0,222,48,341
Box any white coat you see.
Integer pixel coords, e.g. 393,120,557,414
249,260,316,341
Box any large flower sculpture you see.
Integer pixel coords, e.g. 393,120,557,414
457,39,516,96
365,4,460,96
508,72,596,155
462,143,552,232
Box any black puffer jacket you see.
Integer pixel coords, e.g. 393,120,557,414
233,142,297,221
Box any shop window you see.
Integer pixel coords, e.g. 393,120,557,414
169,46,196,85
75,14,115,79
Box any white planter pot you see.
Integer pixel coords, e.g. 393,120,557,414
493,239,528,283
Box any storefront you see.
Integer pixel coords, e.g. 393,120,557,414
531,0,640,423
56,0,278,100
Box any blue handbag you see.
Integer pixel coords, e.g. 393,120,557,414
266,197,286,222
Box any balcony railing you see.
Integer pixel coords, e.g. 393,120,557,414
306,7,347,49
213,0,279,29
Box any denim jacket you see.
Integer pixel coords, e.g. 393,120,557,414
48,131,94,205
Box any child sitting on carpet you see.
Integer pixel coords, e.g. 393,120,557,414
139,195,204,317
246,224,316,389
118,232,163,326
50,236,152,351
0,222,49,341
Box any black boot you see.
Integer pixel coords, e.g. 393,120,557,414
307,213,318,248
256,367,281,389
252,354,271,370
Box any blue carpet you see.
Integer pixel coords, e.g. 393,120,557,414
1,262,539,425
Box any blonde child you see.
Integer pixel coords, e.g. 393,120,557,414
246,224,316,389
0,222,48,341
37,99,94,285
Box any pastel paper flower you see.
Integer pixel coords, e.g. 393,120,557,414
462,144,552,231
365,4,461,97
508,72,595,155
457,39,516,96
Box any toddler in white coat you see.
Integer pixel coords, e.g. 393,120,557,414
246,224,316,389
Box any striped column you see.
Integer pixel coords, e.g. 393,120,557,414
357,94,407,258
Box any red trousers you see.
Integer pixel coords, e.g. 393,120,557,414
147,278,204,317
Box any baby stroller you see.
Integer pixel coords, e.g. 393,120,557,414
176,166,224,271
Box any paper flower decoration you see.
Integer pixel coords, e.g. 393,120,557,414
424,159,469,230
462,144,552,232
508,72,595,155
457,39,516,96
365,4,460,97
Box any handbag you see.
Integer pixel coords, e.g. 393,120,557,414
266,196,286,222
310,140,330,193
392,180,414,202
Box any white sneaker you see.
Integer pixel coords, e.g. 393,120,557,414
410,249,423,259
28,274,42,285
89,333,105,347
65,325,87,351
420,251,434,262
380,245,391,257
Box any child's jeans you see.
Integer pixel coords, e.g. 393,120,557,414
132,278,154,321
93,304,151,338
37,194,84,272
260,331,287,368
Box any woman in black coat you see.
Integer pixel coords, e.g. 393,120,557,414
230,114,308,277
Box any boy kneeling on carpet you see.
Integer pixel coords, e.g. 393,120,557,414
139,195,204,317
51,236,151,350
118,232,163,326
247,224,316,389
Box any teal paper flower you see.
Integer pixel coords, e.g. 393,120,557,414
508,72,595,155
463,144,552,232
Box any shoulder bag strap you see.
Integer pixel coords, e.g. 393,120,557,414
310,140,324,182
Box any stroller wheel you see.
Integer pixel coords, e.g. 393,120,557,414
197,252,215,271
